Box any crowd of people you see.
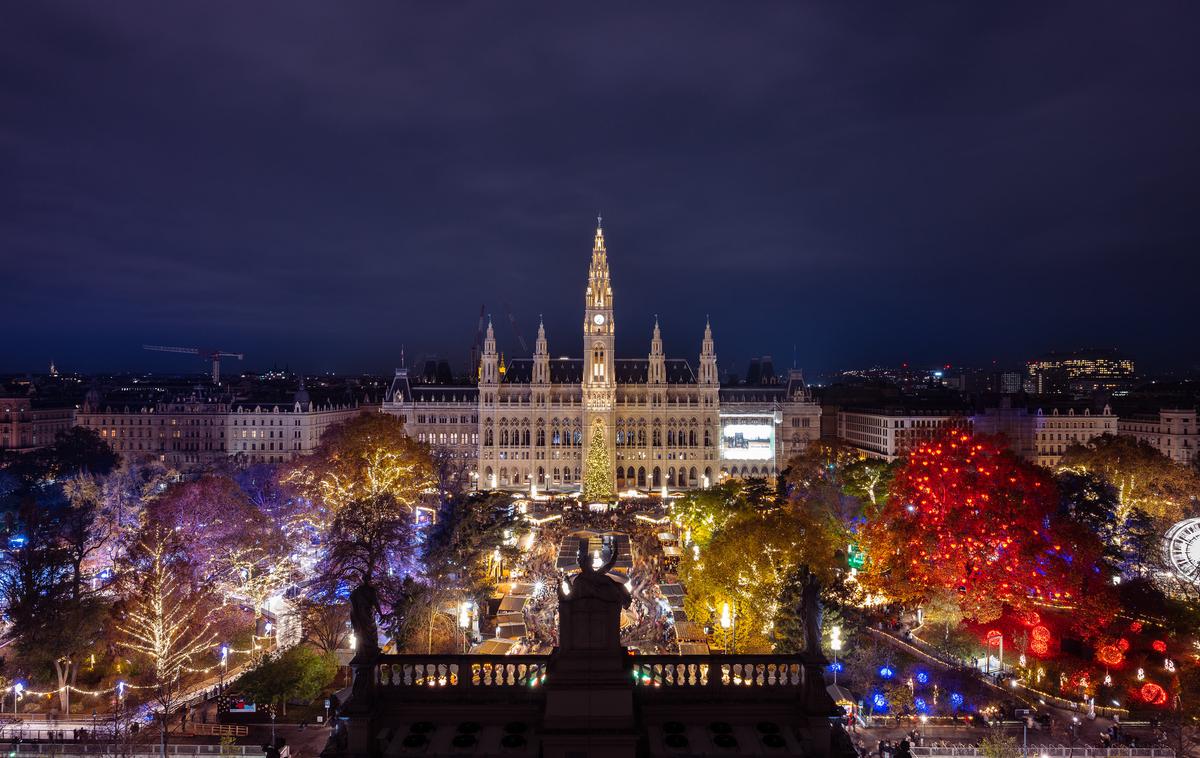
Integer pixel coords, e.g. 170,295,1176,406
499,498,687,655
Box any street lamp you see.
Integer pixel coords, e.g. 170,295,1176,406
9,682,23,715
720,601,736,654
458,601,474,653
830,626,843,685
219,645,229,692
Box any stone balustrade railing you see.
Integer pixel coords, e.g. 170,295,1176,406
631,655,811,689
375,654,548,691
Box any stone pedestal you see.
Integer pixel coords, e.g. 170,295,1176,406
542,593,636,757
320,654,377,758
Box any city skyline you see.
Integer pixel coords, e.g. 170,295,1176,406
5,4,1200,375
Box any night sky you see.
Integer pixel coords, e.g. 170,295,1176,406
4,4,1199,377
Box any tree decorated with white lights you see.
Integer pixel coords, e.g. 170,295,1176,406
581,421,615,502
118,527,218,756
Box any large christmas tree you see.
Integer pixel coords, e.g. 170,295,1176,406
582,421,616,502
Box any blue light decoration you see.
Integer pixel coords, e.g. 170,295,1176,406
878,665,895,680
828,661,844,673
871,692,889,711
914,697,928,714
949,692,964,709
7,535,27,549
915,671,929,685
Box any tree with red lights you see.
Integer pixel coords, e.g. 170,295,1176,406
862,432,1103,624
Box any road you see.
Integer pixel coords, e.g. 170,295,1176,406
860,627,1155,750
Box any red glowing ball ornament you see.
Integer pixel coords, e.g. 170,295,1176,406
1117,638,1130,652
1152,640,1167,653
1096,645,1124,666
1139,682,1168,706
1030,639,1050,656
1129,621,1143,633
1032,625,1051,642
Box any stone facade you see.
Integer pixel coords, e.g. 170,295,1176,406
0,398,75,452
1119,408,1199,465
837,407,971,461
973,402,1117,467
75,384,370,467
382,222,820,493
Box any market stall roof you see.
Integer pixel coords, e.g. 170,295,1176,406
827,683,857,708
674,621,707,642
495,612,524,626
678,642,710,655
496,622,527,639
661,545,682,558
509,583,535,597
556,531,633,571
469,639,514,655
658,583,685,598
633,510,670,525
669,608,689,623
523,505,562,525
498,596,528,613
656,532,677,543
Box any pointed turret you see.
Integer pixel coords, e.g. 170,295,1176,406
699,316,718,386
648,316,665,385
585,215,612,313
481,317,499,385
533,316,550,384
583,216,615,385
294,375,311,410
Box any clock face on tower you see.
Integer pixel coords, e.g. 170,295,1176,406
593,313,605,326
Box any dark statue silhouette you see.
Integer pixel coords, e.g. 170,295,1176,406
348,581,382,705
567,537,631,609
800,566,823,656
349,582,381,655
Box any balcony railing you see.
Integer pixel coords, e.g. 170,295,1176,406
372,653,814,702
375,655,548,692
631,655,808,689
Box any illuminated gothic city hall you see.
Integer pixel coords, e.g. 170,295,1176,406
383,222,821,496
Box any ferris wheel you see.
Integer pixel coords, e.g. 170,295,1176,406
1163,518,1200,584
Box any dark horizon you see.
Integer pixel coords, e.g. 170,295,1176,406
5,4,1199,377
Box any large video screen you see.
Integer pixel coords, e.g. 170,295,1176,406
720,421,774,461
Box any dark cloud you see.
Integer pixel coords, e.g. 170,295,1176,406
3,3,1198,375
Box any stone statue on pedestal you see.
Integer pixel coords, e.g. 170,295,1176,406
348,581,381,705
349,582,381,655
554,537,630,654
800,567,823,657
566,538,631,609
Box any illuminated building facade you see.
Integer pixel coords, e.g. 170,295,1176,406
0,398,75,452
1119,408,1199,464
973,402,1116,467
1026,348,1136,394
383,221,820,493
75,383,369,467
836,407,970,461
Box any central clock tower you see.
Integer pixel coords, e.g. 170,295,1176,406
581,217,616,501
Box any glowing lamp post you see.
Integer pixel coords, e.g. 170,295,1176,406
986,630,1004,675
458,601,474,653
830,626,843,685
720,601,736,654
219,645,229,692
9,682,23,714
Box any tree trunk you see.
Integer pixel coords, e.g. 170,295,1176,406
54,659,72,715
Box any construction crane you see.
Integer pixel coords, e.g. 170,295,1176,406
468,304,486,376
503,302,529,354
143,344,244,385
